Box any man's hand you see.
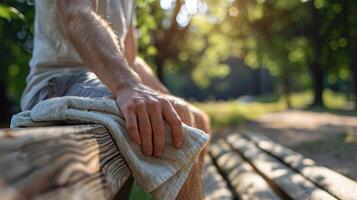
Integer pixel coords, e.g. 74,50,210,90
165,95,211,134
116,84,184,157
165,95,195,126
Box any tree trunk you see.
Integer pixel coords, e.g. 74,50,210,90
353,67,357,110
153,0,184,85
310,62,324,107
310,3,324,107
156,56,165,84
346,0,357,110
280,67,292,109
282,75,292,109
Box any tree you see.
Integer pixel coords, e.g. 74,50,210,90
0,2,33,123
346,0,357,109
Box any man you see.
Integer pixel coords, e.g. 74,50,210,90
21,0,211,199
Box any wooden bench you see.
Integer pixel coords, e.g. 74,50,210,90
205,132,357,200
1,125,356,200
0,125,131,200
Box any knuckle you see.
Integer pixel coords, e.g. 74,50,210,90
147,98,159,107
193,108,210,124
159,97,170,105
132,98,145,107
174,103,183,110
183,105,190,113
177,104,189,114
125,103,135,111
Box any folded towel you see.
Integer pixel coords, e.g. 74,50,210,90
11,96,210,200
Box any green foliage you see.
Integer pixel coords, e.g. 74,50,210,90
1,0,357,109
0,1,33,102
130,184,153,200
0,5,25,21
136,0,158,51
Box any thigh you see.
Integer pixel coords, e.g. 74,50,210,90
49,71,112,99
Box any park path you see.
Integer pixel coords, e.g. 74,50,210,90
241,110,357,180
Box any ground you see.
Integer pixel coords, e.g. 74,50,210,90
216,110,357,180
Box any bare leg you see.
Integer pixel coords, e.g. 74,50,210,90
175,106,211,200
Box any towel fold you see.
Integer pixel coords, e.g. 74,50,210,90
11,96,210,200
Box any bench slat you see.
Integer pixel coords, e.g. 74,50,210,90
203,155,234,200
227,134,337,200
210,139,280,200
0,125,130,200
244,132,357,200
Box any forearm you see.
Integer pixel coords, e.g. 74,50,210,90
58,2,141,94
132,57,170,94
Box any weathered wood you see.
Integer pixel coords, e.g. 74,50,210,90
244,132,357,200
0,125,130,200
227,134,338,200
203,155,234,200
210,139,280,200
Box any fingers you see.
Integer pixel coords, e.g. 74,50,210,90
147,100,166,157
161,99,184,149
172,102,193,126
119,94,185,158
191,105,211,134
123,110,141,144
136,104,153,156
166,97,193,126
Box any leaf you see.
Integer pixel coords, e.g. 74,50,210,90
0,5,25,21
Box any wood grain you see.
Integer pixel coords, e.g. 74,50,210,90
210,139,280,200
0,125,130,200
203,155,234,200
227,134,337,200
244,132,357,200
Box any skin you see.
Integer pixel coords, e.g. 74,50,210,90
57,1,211,199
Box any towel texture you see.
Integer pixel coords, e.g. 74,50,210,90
11,96,210,200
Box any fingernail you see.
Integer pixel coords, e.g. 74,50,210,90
144,150,152,156
137,139,141,144
155,151,163,157
176,142,183,148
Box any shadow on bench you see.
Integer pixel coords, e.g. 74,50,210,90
206,132,357,200
1,125,356,200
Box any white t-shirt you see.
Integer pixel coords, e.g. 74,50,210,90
21,0,135,110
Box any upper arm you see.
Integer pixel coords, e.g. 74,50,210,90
124,26,138,67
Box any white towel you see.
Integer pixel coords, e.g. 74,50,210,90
11,96,210,200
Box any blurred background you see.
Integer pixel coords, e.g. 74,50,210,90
0,0,356,198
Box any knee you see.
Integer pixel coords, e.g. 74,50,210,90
190,106,211,135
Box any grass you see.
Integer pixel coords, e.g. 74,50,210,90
194,90,353,129
129,184,153,200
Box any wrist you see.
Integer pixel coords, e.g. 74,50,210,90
113,78,141,96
